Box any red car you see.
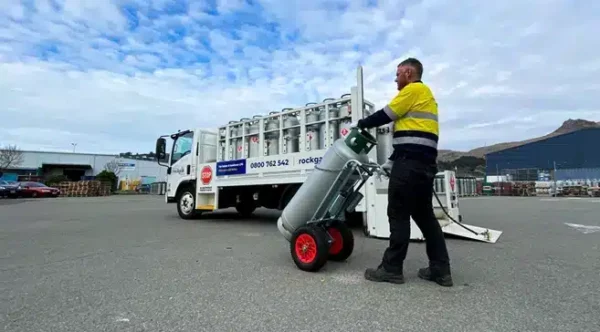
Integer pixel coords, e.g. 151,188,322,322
19,181,61,198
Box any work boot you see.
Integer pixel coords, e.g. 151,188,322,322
364,265,405,284
418,267,453,287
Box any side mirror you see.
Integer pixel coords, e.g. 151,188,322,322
155,138,167,161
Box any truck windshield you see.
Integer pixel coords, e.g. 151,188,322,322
171,132,193,165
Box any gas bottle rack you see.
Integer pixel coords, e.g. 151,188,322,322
216,94,375,162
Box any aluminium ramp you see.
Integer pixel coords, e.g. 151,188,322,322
409,217,503,244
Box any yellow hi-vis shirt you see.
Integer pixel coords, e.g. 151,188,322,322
382,81,439,162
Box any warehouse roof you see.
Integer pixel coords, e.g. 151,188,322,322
21,150,118,157
485,127,600,156
41,163,92,169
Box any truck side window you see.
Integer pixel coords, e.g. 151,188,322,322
171,132,193,165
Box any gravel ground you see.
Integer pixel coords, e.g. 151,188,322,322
1,195,599,332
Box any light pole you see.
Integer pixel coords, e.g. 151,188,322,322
71,143,77,153
553,160,559,196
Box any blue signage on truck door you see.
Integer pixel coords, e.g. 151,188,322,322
216,159,247,176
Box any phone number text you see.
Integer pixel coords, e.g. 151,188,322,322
249,159,290,169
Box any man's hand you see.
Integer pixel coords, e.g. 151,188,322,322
374,159,393,180
381,159,393,175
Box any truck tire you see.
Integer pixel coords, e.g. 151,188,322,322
177,187,198,220
236,202,256,218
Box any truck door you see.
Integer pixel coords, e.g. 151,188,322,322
167,131,194,199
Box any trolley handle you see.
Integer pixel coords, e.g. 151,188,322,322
344,159,384,177
358,164,374,177
363,161,391,179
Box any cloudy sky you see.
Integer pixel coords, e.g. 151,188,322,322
1,0,598,154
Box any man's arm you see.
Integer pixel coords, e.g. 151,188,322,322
357,84,419,129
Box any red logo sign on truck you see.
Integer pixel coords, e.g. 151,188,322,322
449,176,455,191
201,166,213,185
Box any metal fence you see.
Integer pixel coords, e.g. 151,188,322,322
491,167,600,182
555,168,600,181
434,176,479,197
456,177,478,197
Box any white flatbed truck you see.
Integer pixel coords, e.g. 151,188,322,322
154,67,502,243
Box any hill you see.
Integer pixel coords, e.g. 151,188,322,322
437,118,600,176
439,118,600,162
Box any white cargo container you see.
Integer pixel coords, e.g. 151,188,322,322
154,67,502,243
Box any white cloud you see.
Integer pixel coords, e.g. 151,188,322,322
0,0,599,154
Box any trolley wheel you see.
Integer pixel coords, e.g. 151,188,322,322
326,223,355,262
290,225,330,272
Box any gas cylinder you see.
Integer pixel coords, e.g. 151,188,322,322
277,127,377,241
282,112,300,154
228,121,238,160
338,119,353,141
434,176,444,193
318,105,339,149
338,95,352,118
248,115,261,158
306,108,321,151
375,123,393,164
236,118,249,159
265,111,280,156
219,128,227,161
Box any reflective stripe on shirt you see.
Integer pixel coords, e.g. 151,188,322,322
392,136,438,149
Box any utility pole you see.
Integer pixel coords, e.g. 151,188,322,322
496,164,500,196
553,160,557,196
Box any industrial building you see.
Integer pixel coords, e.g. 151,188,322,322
485,127,600,182
0,150,166,189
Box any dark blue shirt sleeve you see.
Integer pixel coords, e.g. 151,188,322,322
357,109,393,129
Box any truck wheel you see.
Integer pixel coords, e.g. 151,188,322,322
290,225,330,272
327,223,355,262
177,188,198,220
236,202,256,218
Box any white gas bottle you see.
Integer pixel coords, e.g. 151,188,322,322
277,127,376,241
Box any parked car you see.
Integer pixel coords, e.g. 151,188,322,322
18,181,61,198
0,180,23,198
135,183,151,193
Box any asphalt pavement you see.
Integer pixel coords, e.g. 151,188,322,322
1,195,599,332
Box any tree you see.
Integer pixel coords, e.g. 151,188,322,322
0,145,24,171
96,170,119,192
104,159,122,176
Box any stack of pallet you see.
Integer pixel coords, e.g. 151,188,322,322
57,180,112,197
535,181,554,196
561,185,586,197
511,182,537,196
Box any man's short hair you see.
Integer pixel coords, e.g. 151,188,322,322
398,58,423,79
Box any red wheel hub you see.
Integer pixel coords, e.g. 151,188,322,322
295,234,317,263
328,227,343,255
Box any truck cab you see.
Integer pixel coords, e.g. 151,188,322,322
155,129,218,215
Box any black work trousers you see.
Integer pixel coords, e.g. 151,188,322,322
381,156,451,274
